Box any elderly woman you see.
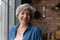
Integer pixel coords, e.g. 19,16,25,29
9,3,42,40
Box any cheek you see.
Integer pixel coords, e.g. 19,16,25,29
18,15,23,20
28,16,31,20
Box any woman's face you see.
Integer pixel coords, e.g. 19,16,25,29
17,9,31,24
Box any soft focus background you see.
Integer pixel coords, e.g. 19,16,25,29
0,0,60,40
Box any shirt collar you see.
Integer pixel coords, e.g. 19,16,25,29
14,22,32,37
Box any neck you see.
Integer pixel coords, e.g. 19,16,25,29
19,23,28,28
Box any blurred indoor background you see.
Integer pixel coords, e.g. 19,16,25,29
0,0,60,40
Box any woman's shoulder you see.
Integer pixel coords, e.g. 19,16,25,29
9,23,19,32
9,25,16,33
30,24,41,32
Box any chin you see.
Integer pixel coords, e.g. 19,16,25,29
22,21,28,24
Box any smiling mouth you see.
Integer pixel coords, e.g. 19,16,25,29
23,19,28,21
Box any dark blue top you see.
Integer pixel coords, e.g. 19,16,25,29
9,23,42,40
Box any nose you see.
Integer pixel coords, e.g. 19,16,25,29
24,14,27,18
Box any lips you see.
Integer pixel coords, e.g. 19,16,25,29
23,19,27,21
23,18,28,21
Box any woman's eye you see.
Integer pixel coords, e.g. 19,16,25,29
21,13,24,15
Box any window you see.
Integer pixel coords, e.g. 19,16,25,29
0,0,1,5
0,0,1,40
0,0,8,40
0,0,21,40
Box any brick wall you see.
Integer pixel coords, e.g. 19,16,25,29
30,0,60,39
31,0,60,40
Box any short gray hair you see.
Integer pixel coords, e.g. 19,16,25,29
16,3,36,17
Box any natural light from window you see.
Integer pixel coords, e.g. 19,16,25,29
0,0,1,5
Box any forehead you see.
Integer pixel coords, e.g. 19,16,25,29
20,9,31,13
